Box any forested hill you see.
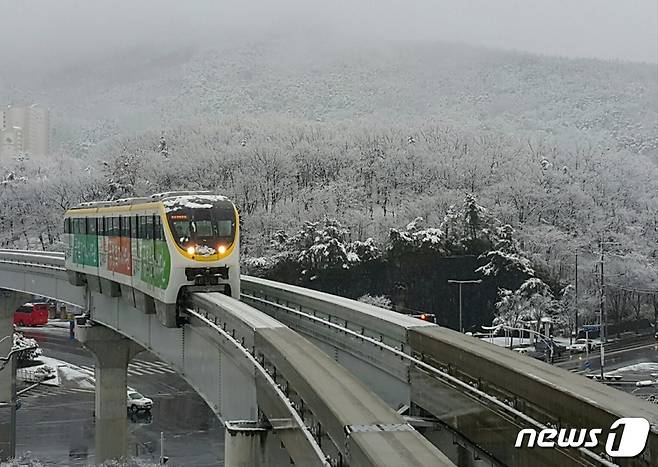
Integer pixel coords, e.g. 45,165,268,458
2,38,657,329
2,39,656,157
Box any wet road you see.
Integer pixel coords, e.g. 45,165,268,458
559,339,658,400
15,325,224,466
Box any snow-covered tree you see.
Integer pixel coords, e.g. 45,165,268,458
476,224,533,278
12,332,43,362
494,277,558,346
348,237,381,263
518,278,559,335
493,288,527,349
358,294,393,310
388,217,448,256
555,284,577,338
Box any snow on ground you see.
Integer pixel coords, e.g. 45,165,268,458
478,336,534,348
52,358,95,390
607,362,658,376
17,356,95,390
2,454,159,466
47,319,74,329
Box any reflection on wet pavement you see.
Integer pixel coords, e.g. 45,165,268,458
15,328,224,466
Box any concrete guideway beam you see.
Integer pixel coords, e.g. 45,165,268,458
0,290,30,462
76,323,144,464
191,292,454,467
0,251,455,465
240,277,658,466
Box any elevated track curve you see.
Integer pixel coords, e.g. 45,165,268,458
0,249,449,467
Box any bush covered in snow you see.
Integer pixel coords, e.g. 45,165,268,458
357,294,393,310
12,332,43,362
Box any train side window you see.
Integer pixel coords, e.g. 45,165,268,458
119,217,124,238
139,216,146,239
88,218,97,235
64,218,69,234
113,217,120,237
145,216,153,240
131,215,138,238
154,216,161,240
100,217,106,236
80,218,87,235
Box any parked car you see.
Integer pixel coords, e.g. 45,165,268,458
14,303,49,327
127,390,153,413
569,339,596,353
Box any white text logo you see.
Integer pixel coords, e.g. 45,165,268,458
515,418,650,458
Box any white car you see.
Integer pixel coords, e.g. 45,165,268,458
127,390,153,413
570,339,595,353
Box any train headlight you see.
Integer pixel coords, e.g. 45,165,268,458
218,245,226,254
187,246,195,255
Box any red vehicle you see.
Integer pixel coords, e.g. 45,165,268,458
14,303,49,327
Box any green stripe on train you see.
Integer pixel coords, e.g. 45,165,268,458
72,234,99,267
70,234,170,289
139,239,171,289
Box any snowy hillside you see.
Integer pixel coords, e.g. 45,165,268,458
2,40,656,157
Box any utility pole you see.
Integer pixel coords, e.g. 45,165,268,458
448,279,482,333
596,235,620,381
599,238,605,381
574,252,578,345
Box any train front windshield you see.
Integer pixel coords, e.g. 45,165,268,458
165,198,236,254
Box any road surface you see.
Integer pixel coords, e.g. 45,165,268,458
15,325,223,466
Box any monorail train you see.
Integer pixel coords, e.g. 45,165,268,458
64,191,239,327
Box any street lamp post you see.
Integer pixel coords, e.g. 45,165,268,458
448,279,482,333
596,235,621,380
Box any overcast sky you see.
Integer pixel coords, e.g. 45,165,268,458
1,0,656,71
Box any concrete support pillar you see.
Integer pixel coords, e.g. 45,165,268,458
77,324,143,464
225,420,289,467
0,290,30,462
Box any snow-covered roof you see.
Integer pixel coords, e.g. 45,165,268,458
70,191,230,210
163,194,230,212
